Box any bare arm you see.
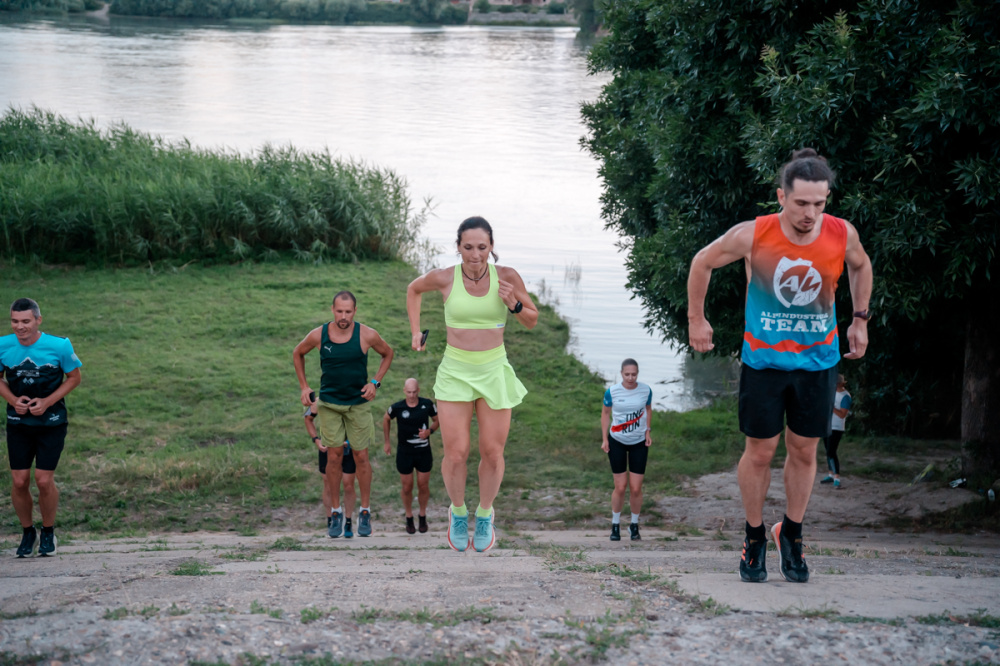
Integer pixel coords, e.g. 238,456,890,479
360,328,394,401
28,368,82,416
407,268,451,351
644,403,652,448
497,266,539,330
832,406,849,418
687,221,755,352
383,411,392,455
305,411,326,452
843,222,873,360
601,404,612,452
292,327,322,406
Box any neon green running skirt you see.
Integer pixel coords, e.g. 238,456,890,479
434,344,527,410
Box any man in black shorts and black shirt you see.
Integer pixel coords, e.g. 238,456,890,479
383,378,439,534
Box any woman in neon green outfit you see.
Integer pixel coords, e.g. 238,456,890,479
407,217,538,553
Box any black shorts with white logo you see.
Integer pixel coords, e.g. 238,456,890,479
7,423,68,471
738,364,837,439
396,445,433,475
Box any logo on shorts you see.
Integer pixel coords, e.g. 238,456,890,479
773,257,822,308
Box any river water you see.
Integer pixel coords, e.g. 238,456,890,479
0,14,735,409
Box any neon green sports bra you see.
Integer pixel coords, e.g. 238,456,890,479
444,264,508,330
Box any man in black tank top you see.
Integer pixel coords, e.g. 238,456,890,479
293,291,394,538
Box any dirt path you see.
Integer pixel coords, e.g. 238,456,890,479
2,470,998,665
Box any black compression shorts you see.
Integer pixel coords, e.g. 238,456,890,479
7,423,67,471
396,445,433,475
607,433,648,475
318,447,356,475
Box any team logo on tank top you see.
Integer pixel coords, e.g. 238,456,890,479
773,257,823,308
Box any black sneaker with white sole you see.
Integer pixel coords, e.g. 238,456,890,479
16,527,37,558
610,523,621,541
38,528,57,557
629,523,641,541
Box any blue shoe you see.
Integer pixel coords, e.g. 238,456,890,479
328,511,343,538
473,509,495,553
820,475,835,484
833,478,842,489
344,518,354,539
358,510,372,537
447,507,469,552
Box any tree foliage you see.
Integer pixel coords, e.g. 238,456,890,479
583,0,1000,435
105,0,467,24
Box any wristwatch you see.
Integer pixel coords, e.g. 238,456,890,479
853,310,871,320
508,301,523,314
312,436,321,443
370,379,381,389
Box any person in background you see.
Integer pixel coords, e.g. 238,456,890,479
821,374,852,489
383,378,440,534
304,393,358,538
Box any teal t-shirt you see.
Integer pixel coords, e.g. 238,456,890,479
0,332,82,426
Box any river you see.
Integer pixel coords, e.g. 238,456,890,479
0,14,735,409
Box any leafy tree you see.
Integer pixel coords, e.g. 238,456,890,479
583,1,1000,467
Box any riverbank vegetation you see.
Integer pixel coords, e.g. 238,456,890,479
0,262,741,534
0,108,426,266
0,0,101,12
108,0,468,24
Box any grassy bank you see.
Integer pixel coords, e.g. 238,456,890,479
0,108,425,266
0,262,742,535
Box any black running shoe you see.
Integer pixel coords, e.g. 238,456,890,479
344,518,354,539
629,523,641,541
771,521,809,583
418,514,428,533
739,536,767,582
405,516,416,535
16,527,37,558
610,524,621,541
38,529,57,557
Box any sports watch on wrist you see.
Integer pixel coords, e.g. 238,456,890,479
508,301,523,314
370,379,380,389
853,310,871,320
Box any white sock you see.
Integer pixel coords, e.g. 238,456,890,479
611,512,621,525
631,513,640,525
360,506,370,514
331,507,342,515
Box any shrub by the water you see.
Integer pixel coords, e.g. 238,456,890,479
0,107,426,266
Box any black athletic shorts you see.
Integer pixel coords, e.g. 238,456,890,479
7,423,68,471
738,364,837,439
607,433,648,475
396,445,433,475
318,447,356,475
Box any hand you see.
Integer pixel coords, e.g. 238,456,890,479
300,388,313,407
497,278,517,310
27,397,49,416
13,396,31,415
360,383,376,401
601,440,610,453
417,427,431,439
411,332,425,351
843,320,868,360
383,442,391,456
645,431,652,447
689,318,715,352
316,440,328,453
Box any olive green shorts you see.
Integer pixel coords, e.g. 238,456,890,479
317,401,374,451
433,344,527,410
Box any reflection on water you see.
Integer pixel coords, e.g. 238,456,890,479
0,15,735,410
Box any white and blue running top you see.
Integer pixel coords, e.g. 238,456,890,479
603,382,652,446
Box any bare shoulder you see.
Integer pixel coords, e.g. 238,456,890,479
495,264,523,283
415,266,454,291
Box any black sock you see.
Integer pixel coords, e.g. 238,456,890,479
745,521,766,541
23,526,35,535
782,515,802,541
41,525,54,534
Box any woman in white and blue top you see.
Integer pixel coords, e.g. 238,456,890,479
601,358,652,542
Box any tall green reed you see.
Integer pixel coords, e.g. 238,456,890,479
0,107,426,266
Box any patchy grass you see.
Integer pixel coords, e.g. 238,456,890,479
351,605,499,627
170,560,223,576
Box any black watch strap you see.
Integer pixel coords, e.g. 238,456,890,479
853,310,870,320
509,301,523,314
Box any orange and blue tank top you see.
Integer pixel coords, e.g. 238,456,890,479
742,213,847,371
444,264,508,330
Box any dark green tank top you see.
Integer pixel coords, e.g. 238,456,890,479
319,322,368,405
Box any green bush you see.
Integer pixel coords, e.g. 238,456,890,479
473,0,489,12
546,2,565,14
0,107,425,266
496,3,516,12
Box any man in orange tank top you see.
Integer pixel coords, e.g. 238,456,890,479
687,149,873,584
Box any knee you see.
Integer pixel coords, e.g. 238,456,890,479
11,474,31,492
743,441,777,468
479,447,505,466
